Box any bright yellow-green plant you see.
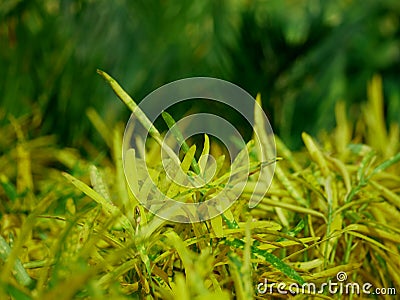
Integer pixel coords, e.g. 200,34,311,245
0,74,399,299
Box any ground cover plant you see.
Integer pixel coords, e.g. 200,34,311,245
0,74,399,299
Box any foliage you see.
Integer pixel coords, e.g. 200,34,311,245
0,74,399,299
1,0,399,147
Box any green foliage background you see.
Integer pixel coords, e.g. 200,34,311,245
1,1,400,298
1,0,399,148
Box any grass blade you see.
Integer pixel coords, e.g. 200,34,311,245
162,111,200,175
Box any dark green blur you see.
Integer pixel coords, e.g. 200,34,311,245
1,0,399,148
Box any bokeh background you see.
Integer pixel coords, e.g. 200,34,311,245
1,0,399,149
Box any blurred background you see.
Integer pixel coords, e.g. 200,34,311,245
1,0,399,149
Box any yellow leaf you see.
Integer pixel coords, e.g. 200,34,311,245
302,132,330,177
210,215,224,238
166,145,196,198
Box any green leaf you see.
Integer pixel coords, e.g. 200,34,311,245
198,134,210,175
0,235,35,289
89,165,111,203
166,145,197,198
97,69,161,140
0,175,18,201
62,172,133,234
224,237,305,284
162,111,200,175
369,152,400,178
